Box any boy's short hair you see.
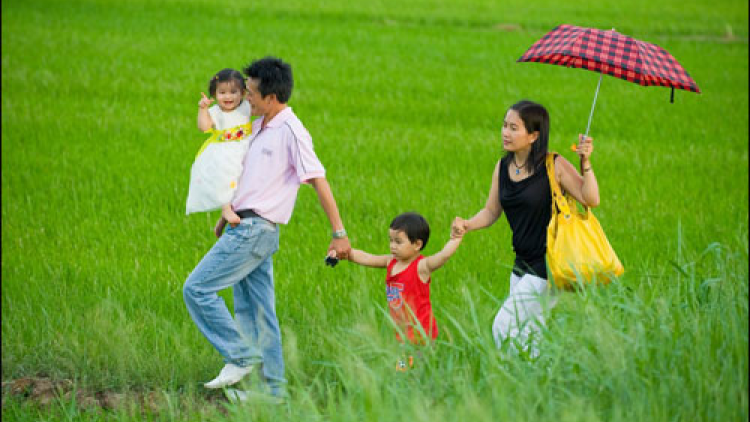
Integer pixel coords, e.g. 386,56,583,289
390,212,430,250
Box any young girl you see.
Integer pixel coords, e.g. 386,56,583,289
186,68,251,224
452,100,600,358
340,212,463,367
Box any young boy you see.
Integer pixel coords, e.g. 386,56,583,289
337,212,463,367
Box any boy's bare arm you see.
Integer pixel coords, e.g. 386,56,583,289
418,237,463,281
347,249,390,268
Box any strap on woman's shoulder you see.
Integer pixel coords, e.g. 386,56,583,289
546,152,570,216
545,152,557,177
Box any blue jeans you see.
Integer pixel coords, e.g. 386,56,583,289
183,216,285,396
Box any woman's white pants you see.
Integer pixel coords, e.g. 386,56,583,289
492,272,557,358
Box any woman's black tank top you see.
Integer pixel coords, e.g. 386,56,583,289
498,155,553,279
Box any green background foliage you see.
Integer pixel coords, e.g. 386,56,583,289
2,0,748,420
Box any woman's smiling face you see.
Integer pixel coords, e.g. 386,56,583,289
501,109,538,153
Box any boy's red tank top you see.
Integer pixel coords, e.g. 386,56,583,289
385,255,438,343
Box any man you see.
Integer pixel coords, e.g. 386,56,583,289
183,56,351,398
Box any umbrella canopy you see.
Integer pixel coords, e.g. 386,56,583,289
518,24,701,94
517,24,700,142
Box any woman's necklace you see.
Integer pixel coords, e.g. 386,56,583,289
513,156,527,175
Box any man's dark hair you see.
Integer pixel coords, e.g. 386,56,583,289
243,56,293,103
390,212,430,251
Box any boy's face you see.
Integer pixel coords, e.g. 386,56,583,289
389,229,422,260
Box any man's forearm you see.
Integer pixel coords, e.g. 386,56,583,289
310,177,345,232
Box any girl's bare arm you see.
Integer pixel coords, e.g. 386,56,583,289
197,92,215,132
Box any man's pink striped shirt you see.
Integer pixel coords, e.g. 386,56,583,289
231,107,325,224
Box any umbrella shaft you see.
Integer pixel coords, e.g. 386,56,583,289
585,72,604,138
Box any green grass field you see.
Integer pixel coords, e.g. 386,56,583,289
2,0,748,420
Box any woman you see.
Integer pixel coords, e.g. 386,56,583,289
452,100,599,357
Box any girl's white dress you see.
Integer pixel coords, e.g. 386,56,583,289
185,100,252,214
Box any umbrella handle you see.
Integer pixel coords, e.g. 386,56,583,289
585,71,603,138
579,29,613,146
572,71,604,153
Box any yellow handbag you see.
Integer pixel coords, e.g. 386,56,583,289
545,153,624,289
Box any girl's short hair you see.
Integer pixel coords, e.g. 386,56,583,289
208,68,246,98
390,212,430,250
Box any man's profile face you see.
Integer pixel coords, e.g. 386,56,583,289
245,77,270,117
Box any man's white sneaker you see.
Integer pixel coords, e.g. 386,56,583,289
203,363,253,389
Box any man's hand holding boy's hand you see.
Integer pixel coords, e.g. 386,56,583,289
329,237,351,261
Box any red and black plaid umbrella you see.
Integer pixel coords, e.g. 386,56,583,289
518,24,700,138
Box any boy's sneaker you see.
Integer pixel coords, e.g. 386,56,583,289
204,363,253,389
395,355,415,372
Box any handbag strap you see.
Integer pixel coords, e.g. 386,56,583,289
545,153,572,218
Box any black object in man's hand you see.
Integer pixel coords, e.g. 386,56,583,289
325,256,339,267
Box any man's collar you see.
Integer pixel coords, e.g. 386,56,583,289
261,106,292,129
